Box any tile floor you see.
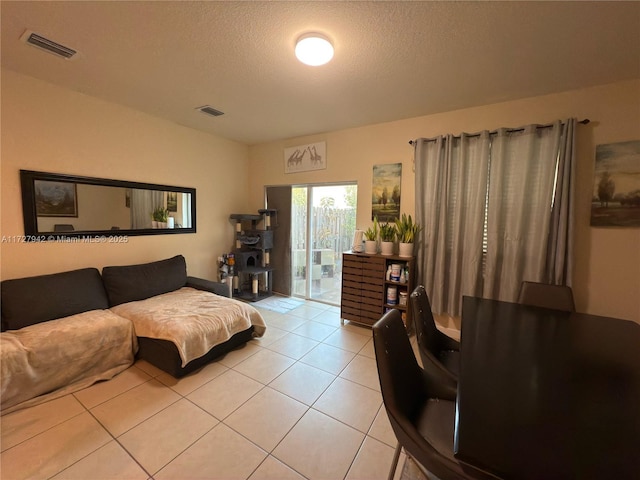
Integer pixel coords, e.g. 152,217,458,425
1,299,421,480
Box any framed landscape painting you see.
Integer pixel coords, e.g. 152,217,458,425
591,139,640,227
34,180,78,217
372,163,401,222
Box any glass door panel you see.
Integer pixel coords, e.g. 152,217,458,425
291,184,356,305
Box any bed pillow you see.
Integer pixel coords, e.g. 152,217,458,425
102,255,187,306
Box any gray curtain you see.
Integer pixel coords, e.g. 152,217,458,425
548,118,576,285
414,119,577,316
415,132,490,315
130,189,163,229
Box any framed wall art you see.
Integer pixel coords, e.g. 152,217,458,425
372,163,402,222
34,180,78,217
166,191,178,212
284,141,326,174
591,139,640,227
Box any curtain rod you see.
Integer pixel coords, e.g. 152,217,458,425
408,118,590,145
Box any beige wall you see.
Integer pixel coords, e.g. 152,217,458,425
248,79,640,322
1,69,250,281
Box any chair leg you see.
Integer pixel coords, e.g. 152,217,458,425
388,442,402,480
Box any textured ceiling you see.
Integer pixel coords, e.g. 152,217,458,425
2,1,639,145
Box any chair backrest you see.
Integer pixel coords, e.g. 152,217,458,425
518,281,575,312
373,309,428,421
410,285,441,354
410,286,458,399
373,310,491,480
53,224,74,231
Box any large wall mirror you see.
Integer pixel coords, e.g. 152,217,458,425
20,170,196,239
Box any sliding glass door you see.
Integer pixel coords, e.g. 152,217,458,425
291,184,356,305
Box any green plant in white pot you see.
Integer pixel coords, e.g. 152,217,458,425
395,213,421,257
363,217,379,254
379,222,397,255
152,206,169,228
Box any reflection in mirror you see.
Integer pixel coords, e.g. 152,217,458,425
21,170,196,239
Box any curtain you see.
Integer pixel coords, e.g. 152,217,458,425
483,123,563,302
548,118,576,285
414,119,576,316
415,133,490,315
130,189,163,229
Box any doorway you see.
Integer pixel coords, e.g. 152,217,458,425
291,184,357,305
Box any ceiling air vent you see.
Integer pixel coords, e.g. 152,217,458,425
197,105,225,117
20,30,77,59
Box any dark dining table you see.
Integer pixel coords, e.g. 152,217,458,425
455,296,640,480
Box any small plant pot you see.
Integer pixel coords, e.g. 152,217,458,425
364,240,378,254
380,241,394,256
398,242,413,257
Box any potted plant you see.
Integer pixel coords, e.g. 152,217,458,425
379,222,397,255
395,213,421,257
363,217,379,254
152,206,169,228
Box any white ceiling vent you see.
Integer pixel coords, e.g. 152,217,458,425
197,105,225,117
20,30,77,59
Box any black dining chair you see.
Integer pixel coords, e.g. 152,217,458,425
410,285,459,399
53,224,74,232
373,309,496,480
517,281,575,312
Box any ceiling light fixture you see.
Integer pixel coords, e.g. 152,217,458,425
295,33,334,66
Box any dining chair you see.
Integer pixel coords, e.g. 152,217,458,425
517,281,575,312
53,224,74,231
410,285,459,399
373,309,497,480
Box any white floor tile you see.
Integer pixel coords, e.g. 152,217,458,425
266,313,309,332
346,435,398,480
265,332,319,360
292,320,338,341
90,379,181,437
155,423,267,480
118,398,218,474
340,354,382,391
233,348,296,384
368,406,398,448
73,365,152,409
133,359,166,378
273,409,365,480
217,341,263,368
50,440,148,480
269,361,335,406
250,324,289,347
225,387,307,452
1,395,85,452
310,308,343,327
299,342,356,375
0,412,112,480
342,322,374,337
187,369,263,420
249,455,306,479
359,338,376,359
156,360,228,396
313,377,382,433
323,329,371,353
288,304,325,320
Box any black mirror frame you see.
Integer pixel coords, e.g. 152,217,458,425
20,170,196,240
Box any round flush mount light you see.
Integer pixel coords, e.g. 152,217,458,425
295,33,334,66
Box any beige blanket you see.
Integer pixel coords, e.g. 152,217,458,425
111,287,266,367
1,310,137,415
